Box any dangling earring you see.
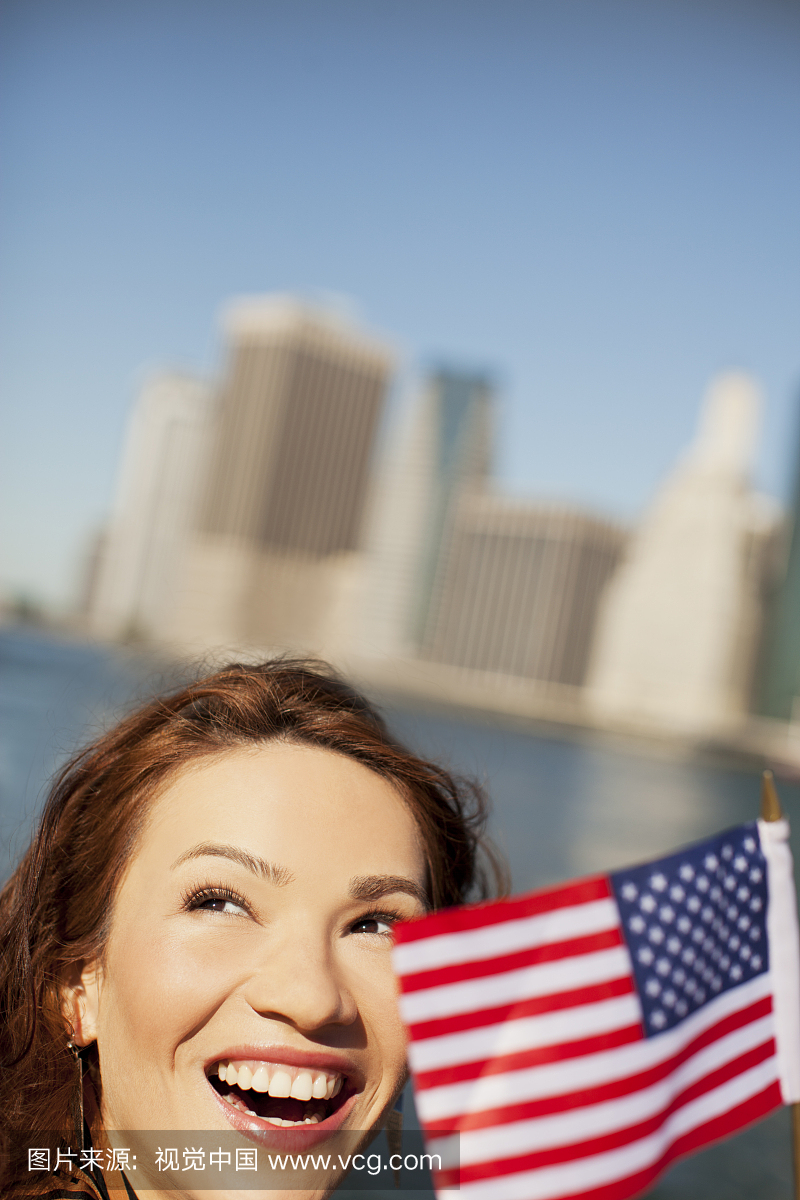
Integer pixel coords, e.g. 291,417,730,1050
66,1039,85,1155
387,1091,403,1187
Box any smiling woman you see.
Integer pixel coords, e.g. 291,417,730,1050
0,660,505,1199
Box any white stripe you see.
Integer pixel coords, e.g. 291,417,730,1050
759,818,800,1103
393,898,618,976
418,1008,774,1124
429,1021,776,1165
414,968,770,1082
447,1058,778,1200
409,994,642,1074
400,946,631,1024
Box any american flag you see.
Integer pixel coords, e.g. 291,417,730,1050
393,819,800,1200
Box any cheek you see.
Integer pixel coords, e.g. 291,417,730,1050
348,953,409,1069
99,920,239,1051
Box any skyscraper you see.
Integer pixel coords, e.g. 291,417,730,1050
424,494,625,688
87,372,212,641
758,399,800,721
169,297,393,654
357,368,493,660
587,373,778,734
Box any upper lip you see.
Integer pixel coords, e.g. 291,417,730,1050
204,1044,362,1085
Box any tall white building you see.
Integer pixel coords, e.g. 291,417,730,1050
87,372,213,641
587,372,780,735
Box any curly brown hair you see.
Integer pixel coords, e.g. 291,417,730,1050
0,658,506,1178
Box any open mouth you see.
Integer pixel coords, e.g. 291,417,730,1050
209,1060,351,1128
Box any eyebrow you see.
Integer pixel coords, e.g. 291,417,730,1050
349,875,429,910
171,842,295,886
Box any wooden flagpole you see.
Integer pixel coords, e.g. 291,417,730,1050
760,769,800,1200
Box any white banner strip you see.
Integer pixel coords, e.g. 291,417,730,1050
759,817,800,1103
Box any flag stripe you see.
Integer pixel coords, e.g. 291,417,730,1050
412,971,771,1083
439,1070,781,1199
417,993,774,1124
435,1042,777,1184
421,1009,775,1131
399,928,624,995
394,877,611,950
408,976,635,1043
432,1037,776,1169
414,1025,645,1091
401,946,632,1024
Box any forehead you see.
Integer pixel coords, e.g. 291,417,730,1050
137,742,425,878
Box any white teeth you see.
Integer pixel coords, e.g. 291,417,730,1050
251,1065,270,1092
217,1062,227,1082
312,1072,328,1099
245,1108,256,1116
237,1065,253,1090
290,1071,314,1101
331,1076,343,1097
268,1068,292,1098
225,1064,238,1086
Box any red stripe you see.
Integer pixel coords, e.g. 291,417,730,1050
419,996,774,1133
394,875,611,944
413,1024,643,1091
445,1081,781,1200
408,976,634,1043
399,928,624,994
430,1039,777,1184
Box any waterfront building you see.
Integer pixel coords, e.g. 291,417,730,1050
587,372,779,735
758,400,800,722
423,493,625,688
358,368,494,659
168,296,393,655
87,372,212,641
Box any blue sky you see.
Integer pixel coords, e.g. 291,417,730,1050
2,0,799,606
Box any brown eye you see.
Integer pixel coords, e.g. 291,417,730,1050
351,915,394,936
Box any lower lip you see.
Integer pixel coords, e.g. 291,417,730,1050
208,1080,360,1150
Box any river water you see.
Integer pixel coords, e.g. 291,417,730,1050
0,626,795,1198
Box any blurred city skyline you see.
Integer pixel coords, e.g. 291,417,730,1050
2,0,799,608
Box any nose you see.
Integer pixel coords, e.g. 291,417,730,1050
242,925,358,1032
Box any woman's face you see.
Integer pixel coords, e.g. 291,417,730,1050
74,742,427,1187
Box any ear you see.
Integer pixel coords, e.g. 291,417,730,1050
61,960,103,1046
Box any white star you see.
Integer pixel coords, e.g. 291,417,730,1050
749,868,763,883
649,926,665,945
650,873,668,892
675,1000,688,1017
667,937,681,955
650,1010,667,1029
677,916,691,934
645,978,661,996
640,894,657,913
621,881,638,902
750,897,763,912
722,845,734,861
656,957,671,976
743,836,756,853
729,935,741,951
734,856,747,872
738,916,751,931
659,906,676,924
750,927,762,941
736,887,750,902
629,914,646,934
697,876,710,893
751,955,762,970
672,968,687,985
669,884,686,902
730,964,743,981
704,854,719,872
687,896,701,913
638,946,655,965
663,990,677,1008
740,945,752,961
724,876,736,892
679,864,695,882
